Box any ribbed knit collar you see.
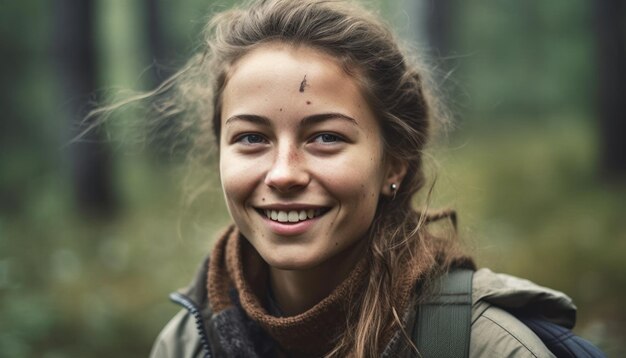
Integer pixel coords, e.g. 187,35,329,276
206,226,424,357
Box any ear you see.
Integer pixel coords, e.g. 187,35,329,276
380,157,408,197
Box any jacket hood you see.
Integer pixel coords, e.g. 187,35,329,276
473,268,577,329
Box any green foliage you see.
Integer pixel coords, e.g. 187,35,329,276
452,0,594,121
1,156,230,357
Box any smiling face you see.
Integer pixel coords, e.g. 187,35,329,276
219,44,398,270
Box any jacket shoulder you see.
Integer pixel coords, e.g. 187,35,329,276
149,309,205,358
471,302,555,358
468,267,578,358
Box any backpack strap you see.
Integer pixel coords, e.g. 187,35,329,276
413,269,474,358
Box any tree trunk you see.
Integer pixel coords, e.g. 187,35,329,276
145,0,181,158
592,0,626,179
426,0,454,58
146,0,171,85
54,0,116,217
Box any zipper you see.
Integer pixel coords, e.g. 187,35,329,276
170,292,213,358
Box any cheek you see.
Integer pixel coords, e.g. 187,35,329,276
219,153,259,205
311,150,384,207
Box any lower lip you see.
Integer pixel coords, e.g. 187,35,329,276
260,213,322,236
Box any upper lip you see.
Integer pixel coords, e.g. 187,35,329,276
254,203,330,210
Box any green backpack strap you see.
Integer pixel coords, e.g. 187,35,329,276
413,269,474,358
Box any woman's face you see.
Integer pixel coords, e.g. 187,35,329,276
219,44,396,270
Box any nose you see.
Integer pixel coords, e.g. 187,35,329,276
264,143,310,193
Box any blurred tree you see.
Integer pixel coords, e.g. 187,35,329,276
146,0,173,86
54,0,116,217
592,0,626,179
424,0,461,109
426,0,454,58
144,0,181,158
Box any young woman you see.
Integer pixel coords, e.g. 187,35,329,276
135,0,603,357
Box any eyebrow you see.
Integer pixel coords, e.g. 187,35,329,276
224,114,271,127
224,112,359,127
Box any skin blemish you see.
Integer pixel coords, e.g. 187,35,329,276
279,108,283,111
299,74,308,92
306,101,311,105
262,197,266,201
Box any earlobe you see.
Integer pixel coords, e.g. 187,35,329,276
382,182,399,198
381,159,408,196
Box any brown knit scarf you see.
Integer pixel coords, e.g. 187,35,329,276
208,229,366,357
206,226,434,357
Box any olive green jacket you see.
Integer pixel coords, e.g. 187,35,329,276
149,260,576,358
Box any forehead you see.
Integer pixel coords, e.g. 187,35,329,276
221,44,374,126
226,43,349,88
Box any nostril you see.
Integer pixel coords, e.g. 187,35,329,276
264,163,309,192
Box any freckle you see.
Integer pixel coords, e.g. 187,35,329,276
306,101,311,105
262,197,266,201
289,151,298,162
279,108,283,111
335,242,338,246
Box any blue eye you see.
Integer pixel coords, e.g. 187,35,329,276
314,133,342,143
237,134,267,145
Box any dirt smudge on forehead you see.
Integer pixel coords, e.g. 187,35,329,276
299,74,308,93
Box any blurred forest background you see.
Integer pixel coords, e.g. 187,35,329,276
1,0,625,356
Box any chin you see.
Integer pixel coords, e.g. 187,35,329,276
260,250,323,271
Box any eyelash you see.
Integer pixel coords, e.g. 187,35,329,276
310,133,343,144
235,133,268,145
234,133,345,145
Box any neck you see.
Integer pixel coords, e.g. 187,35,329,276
268,238,368,316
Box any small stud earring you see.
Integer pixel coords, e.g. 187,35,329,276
390,183,398,192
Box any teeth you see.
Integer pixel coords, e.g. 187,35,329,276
263,208,326,223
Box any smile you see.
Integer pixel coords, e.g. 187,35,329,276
255,207,330,224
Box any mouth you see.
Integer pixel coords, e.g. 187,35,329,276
255,207,331,224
